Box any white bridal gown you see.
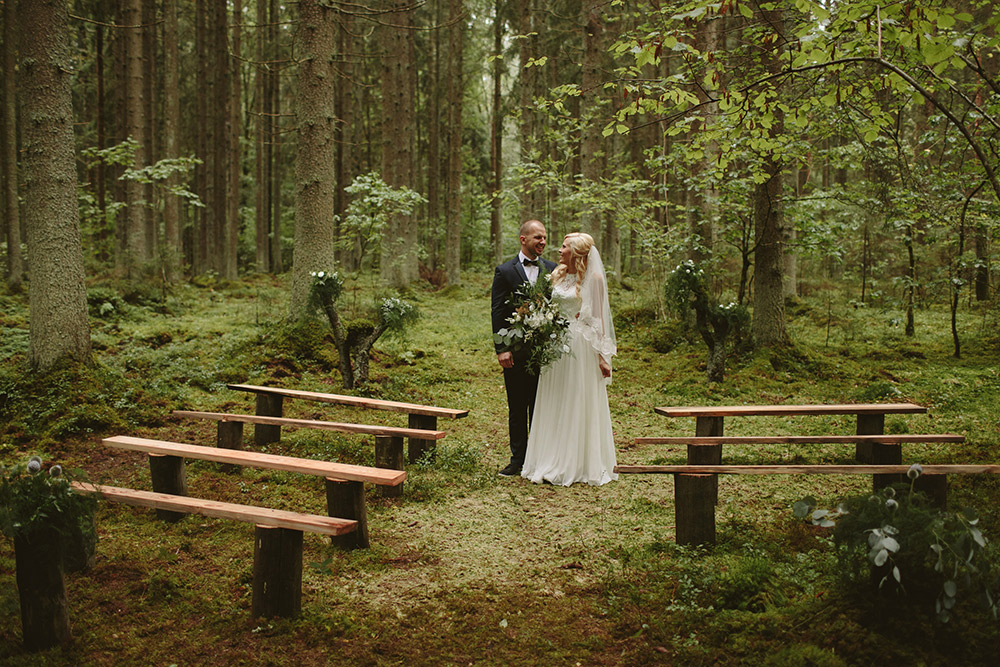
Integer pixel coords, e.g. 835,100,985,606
522,271,618,486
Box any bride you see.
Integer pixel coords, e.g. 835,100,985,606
521,232,618,486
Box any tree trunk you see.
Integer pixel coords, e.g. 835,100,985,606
290,0,338,318
579,0,603,242
194,0,209,274
2,0,23,291
254,0,269,272
19,0,92,370
489,0,503,266
379,0,418,288
212,0,231,278
122,0,148,275
268,0,283,274
445,0,464,285
750,5,789,349
142,0,157,262
334,9,357,270
517,0,541,223
162,0,182,280
228,0,243,279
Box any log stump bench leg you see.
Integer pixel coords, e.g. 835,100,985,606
675,473,716,546
375,435,405,498
254,394,283,446
217,421,244,474
252,525,303,619
325,479,370,550
407,414,438,463
148,454,188,522
872,441,904,494
693,416,723,506
855,413,884,463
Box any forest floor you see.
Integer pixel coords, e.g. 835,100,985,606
2,271,1000,665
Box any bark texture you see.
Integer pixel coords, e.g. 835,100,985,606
19,0,91,369
290,0,338,318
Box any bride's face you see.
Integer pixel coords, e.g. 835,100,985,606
559,238,573,267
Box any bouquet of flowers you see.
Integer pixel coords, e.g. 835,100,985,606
494,275,571,373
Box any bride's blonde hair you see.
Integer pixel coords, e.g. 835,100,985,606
550,232,594,290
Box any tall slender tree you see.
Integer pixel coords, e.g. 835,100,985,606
2,0,23,291
121,0,148,275
445,0,464,285
488,0,503,265
162,0,182,279
290,0,338,318
18,0,91,369
379,0,418,288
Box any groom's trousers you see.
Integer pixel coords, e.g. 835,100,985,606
502,360,540,467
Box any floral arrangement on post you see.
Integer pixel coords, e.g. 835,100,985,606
1,456,97,651
493,274,571,374
794,464,998,623
0,456,96,545
308,270,419,389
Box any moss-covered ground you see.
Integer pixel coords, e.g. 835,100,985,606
1,272,999,665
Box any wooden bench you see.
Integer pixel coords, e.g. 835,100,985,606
227,383,468,462
104,434,405,549
71,481,355,618
172,410,444,497
626,403,969,545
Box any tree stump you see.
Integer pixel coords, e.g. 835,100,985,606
325,479,369,550
14,527,72,651
375,435,405,498
693,416,723,506
407,414,437,464
252,525,303,618
254,393,283,446
149,454,188,522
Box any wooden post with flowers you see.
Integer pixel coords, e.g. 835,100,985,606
1,457,95,651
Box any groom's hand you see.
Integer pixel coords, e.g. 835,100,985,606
497,351,514,369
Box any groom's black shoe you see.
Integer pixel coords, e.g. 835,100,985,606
498,462,522,477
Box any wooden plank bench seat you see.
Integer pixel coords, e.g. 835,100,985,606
71,481,354,618
172,410,440,498
104,434,404,549
227,383,467,462
635,402,967,545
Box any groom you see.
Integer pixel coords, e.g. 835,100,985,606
492,219,557,476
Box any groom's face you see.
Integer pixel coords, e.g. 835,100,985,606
520,223,547,259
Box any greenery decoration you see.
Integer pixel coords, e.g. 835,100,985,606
0,456,96,544
493,274,571,374
795,464,999,623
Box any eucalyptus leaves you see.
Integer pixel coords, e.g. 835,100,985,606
794,464,998,623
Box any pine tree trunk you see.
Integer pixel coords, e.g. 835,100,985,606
379,0,418,289
579,0,604,243
445,0,464,285
489,0,503,266
122,0,148,275
254,0,268,273
142,0,157,262
194,0,209,274
290,0,338,318
19,0,92,370
162,0,182,280
228,0,242,280
268,0,283,273
2,0,23,291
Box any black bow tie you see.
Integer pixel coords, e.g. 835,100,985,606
522,258,539,266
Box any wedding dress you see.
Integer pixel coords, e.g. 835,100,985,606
522,246,618,486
